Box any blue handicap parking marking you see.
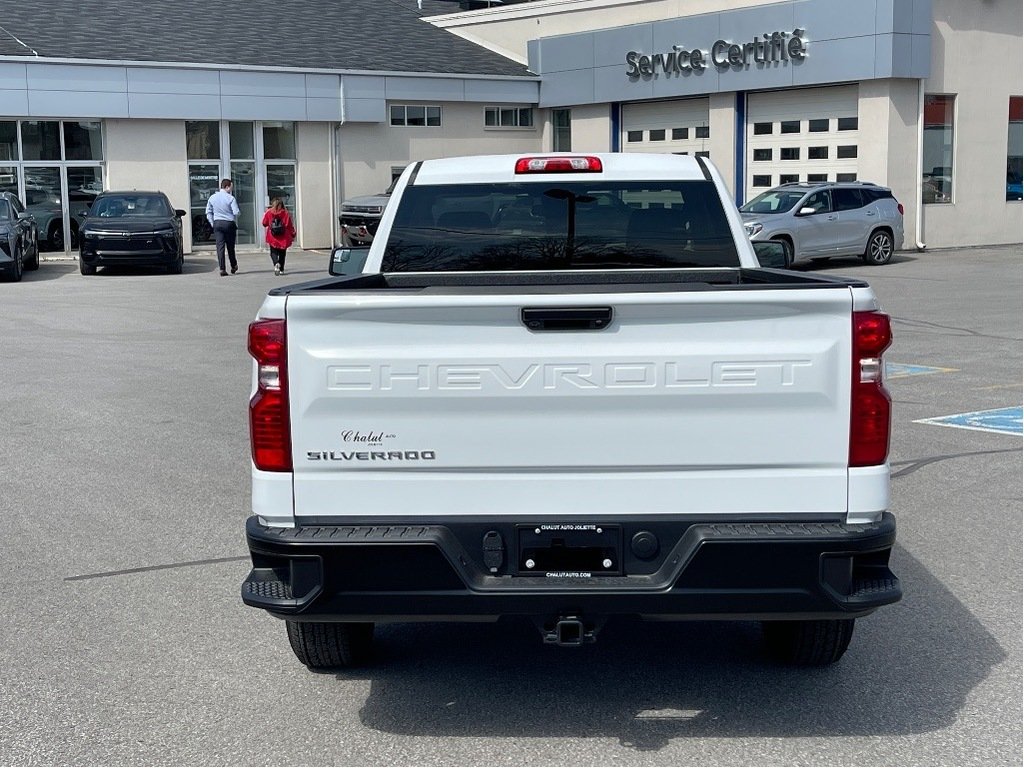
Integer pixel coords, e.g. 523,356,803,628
915,407,1023,436
886,363,958,379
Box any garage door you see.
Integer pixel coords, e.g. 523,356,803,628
622,98,711,157
746,85,859,200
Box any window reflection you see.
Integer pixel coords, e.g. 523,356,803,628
21,121,61,161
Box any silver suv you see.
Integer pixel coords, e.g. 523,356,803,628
740,182,904,266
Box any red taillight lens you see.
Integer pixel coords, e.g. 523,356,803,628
248,319,292,472
897,202,905,215
514,156,603,174
850,311,892,467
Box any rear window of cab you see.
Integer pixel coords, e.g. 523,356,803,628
382,181,739,272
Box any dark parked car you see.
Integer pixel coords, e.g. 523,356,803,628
0,192,40,282
78,191,186,275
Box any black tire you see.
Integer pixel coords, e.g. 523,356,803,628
167,243,184,274
862,229,894,265
79,256,96,275
25,233,40,270
286,621,374,670
762,618,855,666
48,221,64,252
2,244,24,282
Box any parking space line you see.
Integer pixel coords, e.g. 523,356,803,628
886,363,959,379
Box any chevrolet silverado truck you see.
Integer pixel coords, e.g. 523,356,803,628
242,153,901,670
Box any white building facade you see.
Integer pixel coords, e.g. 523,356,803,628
434,0,1023,249
0,0,1019,254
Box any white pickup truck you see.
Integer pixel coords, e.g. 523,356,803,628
242,153,900,670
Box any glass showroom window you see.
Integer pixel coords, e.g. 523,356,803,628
187,120,295,247
0,122,17,197
1006,96,1022,201
923,95,955,204
484,107,534,128
187,121,222,246
263,121,298,233
4,120,105,252
228,122,257,246
553,109,572,151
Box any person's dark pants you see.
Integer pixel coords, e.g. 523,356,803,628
270,247,287,270
213,220,237,272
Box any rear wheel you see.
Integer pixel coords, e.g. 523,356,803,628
286,621,374,670
762,618,855,666
863,229,894,265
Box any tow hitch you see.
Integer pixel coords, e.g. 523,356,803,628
536,615,602,647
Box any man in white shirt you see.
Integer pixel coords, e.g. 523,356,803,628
206,178,241,276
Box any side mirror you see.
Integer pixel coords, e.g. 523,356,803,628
796,207,817,216
328,245,371,277
78,210,89,218
174,209,187,218
753,240,792,269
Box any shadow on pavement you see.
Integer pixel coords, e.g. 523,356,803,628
792,252,918,272
346,545,1002,750
18,261,79,282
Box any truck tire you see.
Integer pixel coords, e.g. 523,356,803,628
286,621,374,670
762,618,855,666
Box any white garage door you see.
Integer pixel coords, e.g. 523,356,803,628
746,85,860,201
622,98,711,157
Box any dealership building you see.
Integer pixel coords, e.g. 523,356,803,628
0,0,1020,255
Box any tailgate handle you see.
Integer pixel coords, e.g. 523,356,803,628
521,307,613,331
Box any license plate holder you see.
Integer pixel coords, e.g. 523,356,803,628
517,524,621,576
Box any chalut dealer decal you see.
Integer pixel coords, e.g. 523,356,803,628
306,429,438,462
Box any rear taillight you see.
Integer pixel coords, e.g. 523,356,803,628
850,311,892,467
515,156,603,174
897,202,904,215
248,319,292,472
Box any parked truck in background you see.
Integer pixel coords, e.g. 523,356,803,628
242,153,901,671
337,180,395,246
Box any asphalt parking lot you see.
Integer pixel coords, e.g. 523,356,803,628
0,246,1020,766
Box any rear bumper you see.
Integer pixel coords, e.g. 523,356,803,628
242,513,900,622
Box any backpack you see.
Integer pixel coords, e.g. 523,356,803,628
270,215,285,237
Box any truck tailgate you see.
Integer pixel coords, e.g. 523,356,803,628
285,288,853,519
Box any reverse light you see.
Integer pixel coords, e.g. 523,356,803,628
248,319,292,472
850,311,893,467
515,156,603,174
